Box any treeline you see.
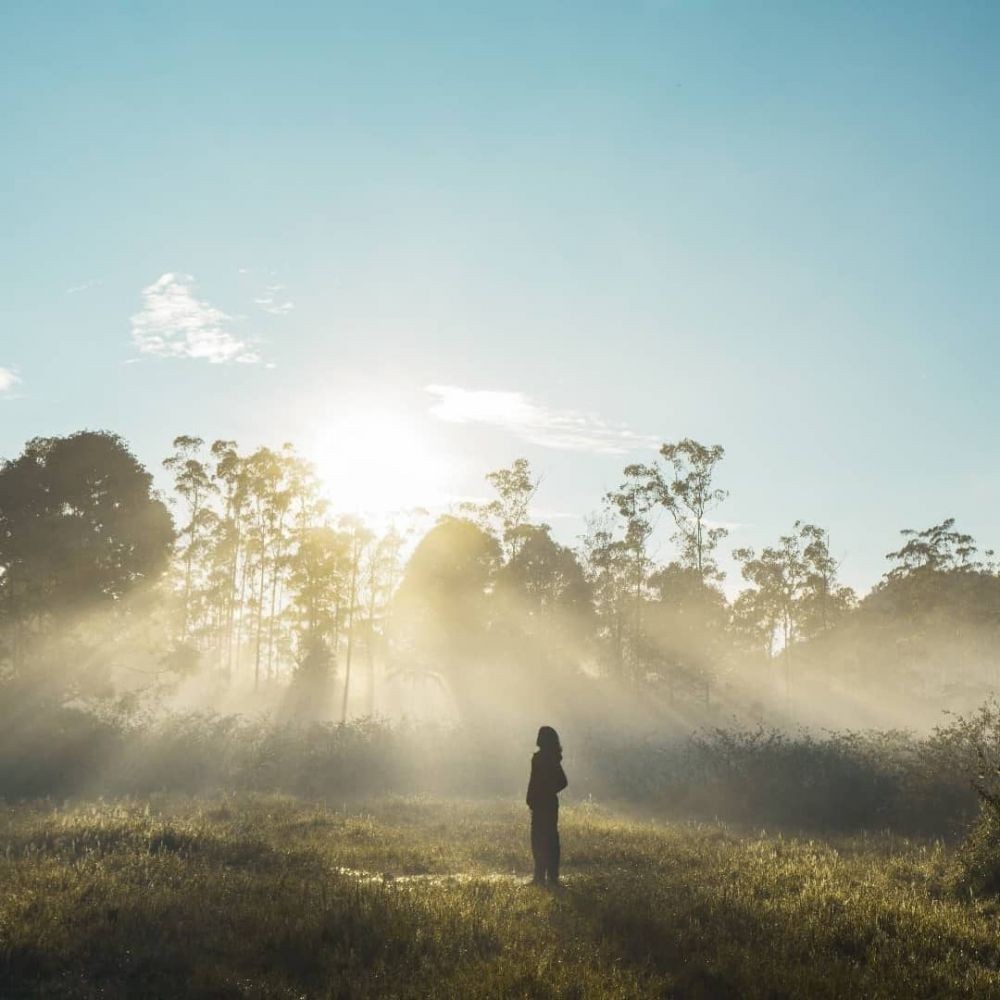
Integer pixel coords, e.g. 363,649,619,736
160,436,404,712
1,430,999,723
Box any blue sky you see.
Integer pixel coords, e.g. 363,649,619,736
2,1,999,593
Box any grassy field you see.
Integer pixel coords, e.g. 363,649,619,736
2,796,999,999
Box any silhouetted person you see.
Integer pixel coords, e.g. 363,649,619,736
526,725,568,886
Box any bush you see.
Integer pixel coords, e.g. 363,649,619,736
951,803,1000,897
2,688,996,837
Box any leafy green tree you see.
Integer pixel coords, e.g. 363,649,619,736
285,523,351,716
602,476,655,683
391,516,500,706
462,458,539,559
169,441,328,688
733,521,855,695
885,518,988,580
841,520,1000,706
288,525,350,649
242,447,286,688
494,523,593,668
581,515,636,682
625,439,728,581
207,439,246,676
359,526,406,715
233,444,322,688
496,524,590,618
0,431,174,674
163,435,218,640
733,534,806,663
644,562,729,703
339,515,373,722
797,524,856,639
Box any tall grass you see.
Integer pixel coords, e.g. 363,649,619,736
3,797,1000,998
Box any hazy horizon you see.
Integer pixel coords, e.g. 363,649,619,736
4,1,1000,595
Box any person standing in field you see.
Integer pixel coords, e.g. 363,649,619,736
526,725,568,887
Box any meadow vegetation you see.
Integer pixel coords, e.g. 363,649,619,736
6,431,1000,996
2,705,1000,996
4,795,1000,999
1,700,995,836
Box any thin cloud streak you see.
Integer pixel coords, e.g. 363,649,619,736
253,284,295,316
426,384,660,454
131,273,261,364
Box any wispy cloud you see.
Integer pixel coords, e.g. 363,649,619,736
0,366,21,395
426,384,660,454
253,284,295,316
131,273,261,364
66,278,101,295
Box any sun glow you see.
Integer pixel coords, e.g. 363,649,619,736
306,409,455,521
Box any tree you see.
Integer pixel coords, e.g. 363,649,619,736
733,521,854,695
733,534,805,657
242,447,285,689
0,431,174,674
845,520,1000,705
163,435,217,639
207,439,246,677
797,524,856,639
170,441,328,688
288,525,349,655
235,445,316,689
644,562,729,702
358,526,406,715
496,525,589,618
463,458,539,559
581,515,635,682
494,523,592,667
285,523,350,718
339,515,373,722
602,475,655,683
625,438,728,582
885,518,988,580
391,516,500,706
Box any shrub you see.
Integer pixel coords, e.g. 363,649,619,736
0,687,995,837
951,803,1000,897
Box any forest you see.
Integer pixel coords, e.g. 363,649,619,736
2,428,998,729
5,429,1000,998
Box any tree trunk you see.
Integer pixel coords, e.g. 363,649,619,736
267,560,279,681
340,544,360,723
254,558,266,691
365,587,378,716
234,552,249,676
223,525,240,679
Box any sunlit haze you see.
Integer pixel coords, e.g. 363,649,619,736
305,407,456,519
6,6,1000,996
4,2,1000,596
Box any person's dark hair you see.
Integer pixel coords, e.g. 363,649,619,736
536,726,561,753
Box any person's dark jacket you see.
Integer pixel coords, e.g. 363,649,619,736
526,749,568,811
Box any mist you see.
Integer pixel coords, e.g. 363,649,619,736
2,429,999,837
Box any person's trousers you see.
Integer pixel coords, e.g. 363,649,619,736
531,807,560,883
